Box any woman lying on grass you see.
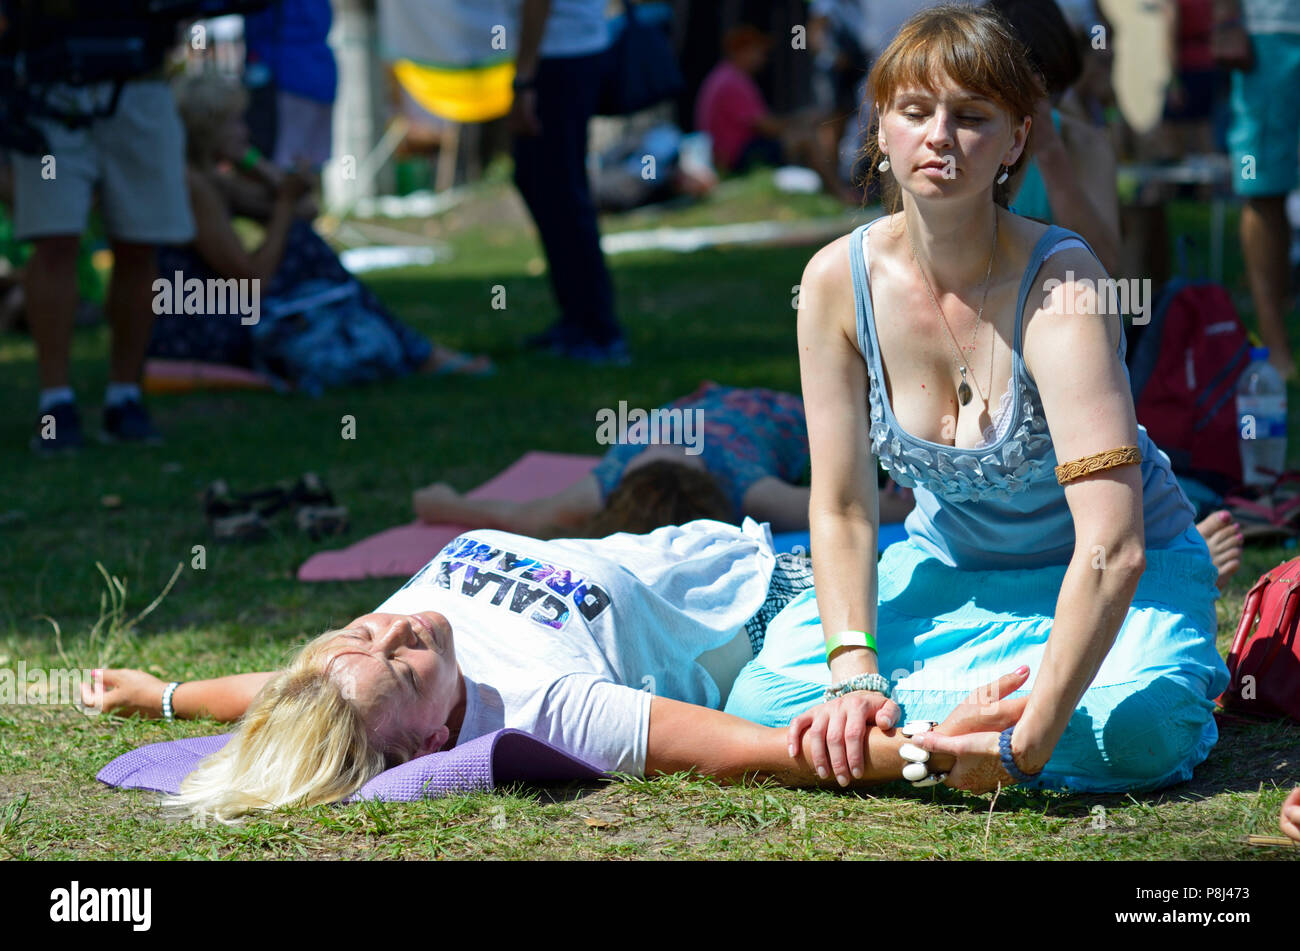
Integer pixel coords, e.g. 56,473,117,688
88,520,1030,823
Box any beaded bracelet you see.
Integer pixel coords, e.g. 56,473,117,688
998,726,1042,783
899,720,945,787
822,672,892,703
161,681,183,721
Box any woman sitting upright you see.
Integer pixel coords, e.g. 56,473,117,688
724,4,1231,795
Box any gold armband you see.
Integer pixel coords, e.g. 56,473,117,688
1054,445,1142,485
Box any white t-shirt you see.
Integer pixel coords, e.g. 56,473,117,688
375,518,777,775
539,0,612,58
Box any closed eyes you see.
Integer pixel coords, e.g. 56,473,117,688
340,628,417,690
903,111,984,123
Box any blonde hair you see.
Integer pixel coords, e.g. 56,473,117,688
860,3,1047,212
166,630,389,824
172,71,248,166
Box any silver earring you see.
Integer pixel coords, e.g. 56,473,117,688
996,165,1009,184
878,157,891,172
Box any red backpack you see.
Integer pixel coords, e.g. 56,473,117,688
1218,556,1300,722
1127,278,1250,496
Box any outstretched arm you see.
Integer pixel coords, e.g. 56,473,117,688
646,668,1032,789
85,669,275,722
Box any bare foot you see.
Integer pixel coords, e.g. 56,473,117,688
413,482,462,524
1196,509,1244,592
421,344,494,376
1281,787,1300,843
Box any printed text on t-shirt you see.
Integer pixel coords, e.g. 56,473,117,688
400,536,613,630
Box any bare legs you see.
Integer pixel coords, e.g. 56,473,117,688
105,240,159,385
25,235,80,389
413,474,602,537
27,236,158,390
1240,195,1296,380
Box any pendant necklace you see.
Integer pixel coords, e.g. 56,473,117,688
907,211,998,407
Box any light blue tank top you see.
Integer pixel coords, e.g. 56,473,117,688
850,216,1198,570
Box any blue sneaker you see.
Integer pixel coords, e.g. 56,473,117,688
30,401,85,454
560,337,632,366
101,398,163,445
523,323,581,353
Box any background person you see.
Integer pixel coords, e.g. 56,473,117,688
988,0,1124,277
1224,0,1300,380
413,381,917,536
242,0,337,183
694,24,856,202
512,0,628,365
148,73,491,379
6,13,194,451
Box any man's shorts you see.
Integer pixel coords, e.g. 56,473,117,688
1228,32,1300,197
271,90,334,170
10,79,195,243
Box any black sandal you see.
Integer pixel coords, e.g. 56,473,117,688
203,479,280,541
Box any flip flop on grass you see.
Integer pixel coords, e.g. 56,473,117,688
1221,489,1296,543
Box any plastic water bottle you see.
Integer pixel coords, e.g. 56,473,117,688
1236,347,1288,486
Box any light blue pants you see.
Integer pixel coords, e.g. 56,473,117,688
725,525,1230,793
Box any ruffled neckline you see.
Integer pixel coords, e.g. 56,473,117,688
974,383,1015,450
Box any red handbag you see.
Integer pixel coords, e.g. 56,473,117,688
1218,556,1300,721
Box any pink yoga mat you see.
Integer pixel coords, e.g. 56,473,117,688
297,451,600,582
143,359,277,394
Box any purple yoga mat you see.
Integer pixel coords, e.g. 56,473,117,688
97,729,605,801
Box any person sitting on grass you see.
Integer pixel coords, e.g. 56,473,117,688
695,25,859,203
147,72,491,380
719,5,1234,795
85,519,1031,823
413,380,917,537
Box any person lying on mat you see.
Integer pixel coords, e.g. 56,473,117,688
412,380,917,536
411,378,1243,587
720,5,1233,794
146,71,491,379
85,519,1028,822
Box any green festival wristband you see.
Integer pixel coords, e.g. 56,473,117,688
825,630,877,663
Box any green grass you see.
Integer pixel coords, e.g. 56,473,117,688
0,173,1297,860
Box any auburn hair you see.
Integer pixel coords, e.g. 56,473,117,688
860,3,1047,212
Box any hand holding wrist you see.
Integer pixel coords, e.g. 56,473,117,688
1010,701,1066,774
